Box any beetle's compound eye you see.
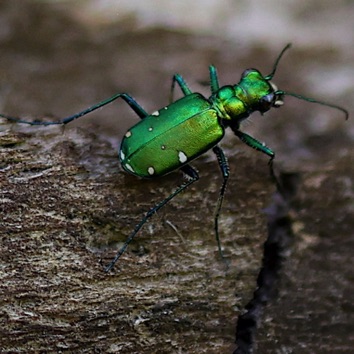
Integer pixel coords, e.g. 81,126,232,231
258,93,275,112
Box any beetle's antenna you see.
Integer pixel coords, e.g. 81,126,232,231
277,90,349,120
265,43,292,80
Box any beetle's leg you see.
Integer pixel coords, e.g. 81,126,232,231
233,130,275,159
0,93,149,126
209,65,220,95
169,66,220,101
232,129,282,192
212,145,230,266
169,74,193,103
105,164,199,272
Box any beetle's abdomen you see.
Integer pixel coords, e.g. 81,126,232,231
119,93,224,178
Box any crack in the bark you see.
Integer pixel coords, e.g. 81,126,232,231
233,172,299,354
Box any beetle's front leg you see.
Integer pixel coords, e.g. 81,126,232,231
232,129,283,192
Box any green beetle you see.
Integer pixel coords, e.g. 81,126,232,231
119,69,279,178
1,44,348,271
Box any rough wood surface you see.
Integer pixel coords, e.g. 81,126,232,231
0,123,273,353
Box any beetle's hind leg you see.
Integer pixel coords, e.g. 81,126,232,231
0,93,149,125
105,164,199,272
213,145,230,268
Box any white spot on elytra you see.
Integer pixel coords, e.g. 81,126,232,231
178,151,187,163
151,111,159,116
161,145,166,150
148,127,153,131
148,167,155,175
164,106,168,110
125,131,132,138
125,164,135,173
120,150,125,160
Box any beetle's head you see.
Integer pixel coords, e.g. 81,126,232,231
249,44,348,119
239,68,284,114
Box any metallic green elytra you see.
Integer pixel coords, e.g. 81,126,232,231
120,93,224,177
0,44,348,272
